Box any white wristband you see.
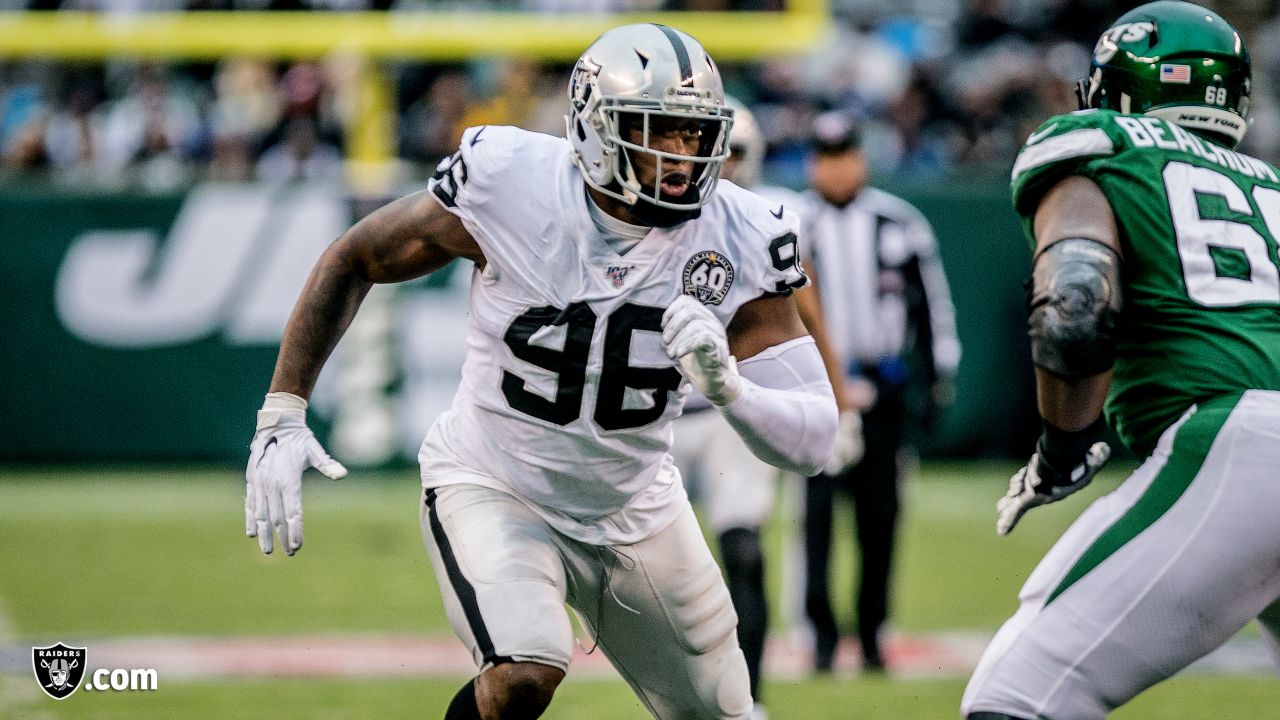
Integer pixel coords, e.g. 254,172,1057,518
257,391,308,431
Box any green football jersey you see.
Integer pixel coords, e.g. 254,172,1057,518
1011,108,1280,457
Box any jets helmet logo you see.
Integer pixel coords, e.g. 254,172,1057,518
32,643,86,700
1093,22,1155,64
682,250,735,305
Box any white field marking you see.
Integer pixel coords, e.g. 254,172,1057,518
0,631,1270,682
0,632,985,681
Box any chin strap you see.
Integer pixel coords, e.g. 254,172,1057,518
610,141,706,227
628,202,701,228
625,182,703,228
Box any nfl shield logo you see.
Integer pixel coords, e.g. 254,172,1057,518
605,265,633,288
32,643,86,700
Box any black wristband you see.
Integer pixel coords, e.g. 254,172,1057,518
1037,416,1106,480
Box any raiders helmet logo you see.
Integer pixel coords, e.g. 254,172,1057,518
570,56,602,114
32,643,86,700
682,250,735,305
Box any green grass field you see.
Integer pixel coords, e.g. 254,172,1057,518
1,463,1275,719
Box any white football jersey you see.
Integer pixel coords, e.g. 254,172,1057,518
419,125,806,544
751,183,813,228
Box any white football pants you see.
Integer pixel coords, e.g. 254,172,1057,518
963,390,1280,720
669,407,778,534
420,482,752,720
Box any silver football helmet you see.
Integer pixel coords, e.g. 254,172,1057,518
725,95,764,188
566,23,733,211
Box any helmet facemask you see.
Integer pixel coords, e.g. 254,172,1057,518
595,95,732,212
566,24,734,225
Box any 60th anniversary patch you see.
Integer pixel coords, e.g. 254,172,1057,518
682,250,735,305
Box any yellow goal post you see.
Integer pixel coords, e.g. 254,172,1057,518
0,3,831,191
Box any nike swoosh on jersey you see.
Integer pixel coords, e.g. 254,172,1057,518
771,205,785,219
470,126,487,146
1026,123,1060,146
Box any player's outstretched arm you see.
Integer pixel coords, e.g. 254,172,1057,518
998,176,1121,535
271,190,482,397
246,190,483,556
662,292,838,476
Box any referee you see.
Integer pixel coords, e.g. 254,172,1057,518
798,111,961,673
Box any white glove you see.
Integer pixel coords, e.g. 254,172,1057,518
245,392,347,555
996,441,1110,536
824,410,864,475
661,295,741,405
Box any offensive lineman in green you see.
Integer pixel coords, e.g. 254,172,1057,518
963,3,1280,719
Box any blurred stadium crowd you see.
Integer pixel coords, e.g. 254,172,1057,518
3,0,1279,189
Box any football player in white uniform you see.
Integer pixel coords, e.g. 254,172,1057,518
667,96,846,720
243,24,838,720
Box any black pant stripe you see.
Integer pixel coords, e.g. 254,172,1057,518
425,488,501,664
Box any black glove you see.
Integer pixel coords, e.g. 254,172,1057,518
996,418,1110,536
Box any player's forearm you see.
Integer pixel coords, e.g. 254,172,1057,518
719,337,838,476
269,246,373,399
1035,367,1110,431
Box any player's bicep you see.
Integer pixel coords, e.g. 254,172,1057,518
793,261,823,330
726,293,808,360
1033,176,1121,259
340,190,484,284
792,262,846,389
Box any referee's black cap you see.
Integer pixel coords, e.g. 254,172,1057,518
811,111,861,154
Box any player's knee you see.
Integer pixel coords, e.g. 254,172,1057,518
693,633,753,719
476,661,564,719
719,527,763,582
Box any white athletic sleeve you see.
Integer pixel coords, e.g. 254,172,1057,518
719,336,837,476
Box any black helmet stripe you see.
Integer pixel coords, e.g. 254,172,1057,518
653,24,694,87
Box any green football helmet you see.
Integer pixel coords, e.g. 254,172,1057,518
1077,0,1251,147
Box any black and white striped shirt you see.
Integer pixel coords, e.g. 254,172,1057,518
803,186,960,384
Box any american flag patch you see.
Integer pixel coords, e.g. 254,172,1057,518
1160,64,1191,84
